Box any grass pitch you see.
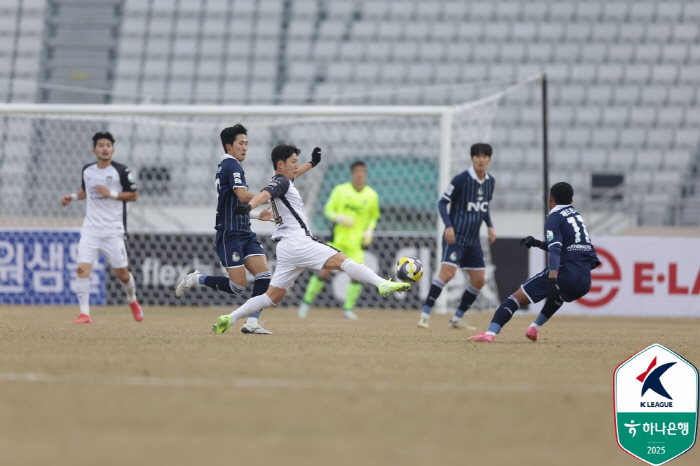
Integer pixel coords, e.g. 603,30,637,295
0,305,698,466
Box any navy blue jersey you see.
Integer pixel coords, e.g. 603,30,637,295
442,168,496,247
215,156,250,232
544,205,600,267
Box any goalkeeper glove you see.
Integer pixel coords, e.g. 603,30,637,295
233,204,252,215
334,215,354,227
547,278,563,305
362,230,374,247
520,236,542,249
310,147,322,167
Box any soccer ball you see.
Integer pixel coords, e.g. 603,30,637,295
395,256,423,283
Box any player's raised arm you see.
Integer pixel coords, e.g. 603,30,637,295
295,147,321,178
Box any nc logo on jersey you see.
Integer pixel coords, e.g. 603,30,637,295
614,344,698,465
546,230,554,241
232,252,240,262
466,201,489,212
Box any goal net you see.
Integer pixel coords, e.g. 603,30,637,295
0,77,539,310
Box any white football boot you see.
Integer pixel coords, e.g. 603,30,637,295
175,269,201,297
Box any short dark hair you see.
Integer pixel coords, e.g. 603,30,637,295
271,143,300,170
550,182,574,205
220,124,247,151
92,132,114,147
470,143,492,157
351,161,366,171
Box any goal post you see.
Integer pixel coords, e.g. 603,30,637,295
0,73,546,310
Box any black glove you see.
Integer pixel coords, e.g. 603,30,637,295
310,147,322,167
233,204,252,215
547,278,562,304
520,236,542,249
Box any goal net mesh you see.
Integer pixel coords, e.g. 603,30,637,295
0,98,505,311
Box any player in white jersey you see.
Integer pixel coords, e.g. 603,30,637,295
212,144,411,334
61,132,143,324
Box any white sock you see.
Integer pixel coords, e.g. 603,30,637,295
420,312,430,320
245,316,258,325
229,294,274,322
76,277,90,316
530,323,541,330
485,331,496,336
340,259,384,287
120,273,137,304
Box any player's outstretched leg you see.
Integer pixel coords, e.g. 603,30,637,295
338,259,410,296
214,293,276,334
469,295,520,343
525,298,563,342
448,284,479,330
241,271,272,335
418,278,445,328
175,269,244,297
298,274,326,318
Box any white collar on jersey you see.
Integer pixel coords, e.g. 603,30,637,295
549,204,573,214
467,165,490,184
221,154,234,161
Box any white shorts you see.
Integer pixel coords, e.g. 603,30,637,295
270,236,339,290
77,234,128,269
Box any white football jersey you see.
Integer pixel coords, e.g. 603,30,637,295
263,174,313,241
81,161,137,237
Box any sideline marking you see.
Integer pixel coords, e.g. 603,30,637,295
0,372,608,394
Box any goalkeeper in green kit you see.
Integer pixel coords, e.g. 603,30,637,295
297,161,380,320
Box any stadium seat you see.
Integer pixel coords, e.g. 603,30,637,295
569,64,597,84
318,20,345,40
526,42,553,63
565,23,592,42
469,2,496,20
393,42,418,61
673,128,699,149
339,41,366,61
442,2,469,20
351,21,378,40
673,24,698,42
431,22,457,41
624,64,652,84
325,1,353,19
602,1,630,21
579,147,608,169
663,150,693,170
634,43,662,63
580,43,607,63
619,128,648,148
607,149,636,169
419,42,445,62
657,107,685,127
667,85,696,104
645,23,673,43
554,43,581,63
591,22,618,42
548,2,575,20
636,150,662,169
679,64,700,83
630,106,658,126
574,106,602,126
657,2,683,21
640,85,669,105
473,42,500,62
684,2,700,20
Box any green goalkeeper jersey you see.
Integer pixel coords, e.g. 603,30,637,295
324,182,380,248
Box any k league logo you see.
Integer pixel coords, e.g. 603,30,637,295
614,344,698,465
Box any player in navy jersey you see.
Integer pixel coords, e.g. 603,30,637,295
470,182,600,343
417,143,497,330
174,124,275,334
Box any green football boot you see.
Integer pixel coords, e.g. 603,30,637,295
377,279,411,297
213,315,232,334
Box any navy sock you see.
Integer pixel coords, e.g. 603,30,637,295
487,296,520,334
249,271,271,320
422,278,445,315
534,298,564,326
203,276,244,295
454,284,480,318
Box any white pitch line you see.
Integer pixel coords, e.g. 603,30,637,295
0,372,609,394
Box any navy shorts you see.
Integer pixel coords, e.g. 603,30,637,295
215,230,266,268
521,261,593,304
441,240,485,270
